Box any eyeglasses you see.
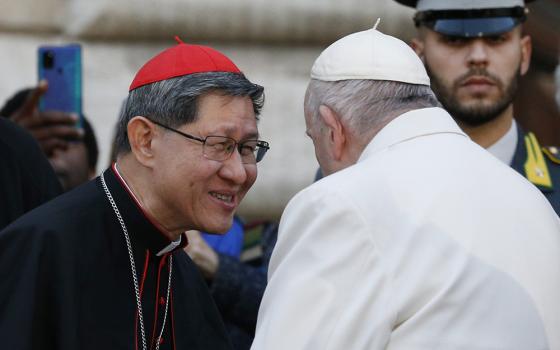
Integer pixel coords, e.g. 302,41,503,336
150,120,270,164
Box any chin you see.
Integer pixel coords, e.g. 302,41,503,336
201,217,234,235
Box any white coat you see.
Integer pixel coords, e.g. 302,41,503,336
252,107,560,350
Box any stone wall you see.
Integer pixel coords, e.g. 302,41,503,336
1,0,415,42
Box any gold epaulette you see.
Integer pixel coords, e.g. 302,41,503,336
524,132,552,189
542,146,560,165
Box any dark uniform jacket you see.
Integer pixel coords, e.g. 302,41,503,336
511,127,560,215
0,167,233,350
210,222,278,350
0,118,62,230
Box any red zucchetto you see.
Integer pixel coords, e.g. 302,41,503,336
129,38,241,91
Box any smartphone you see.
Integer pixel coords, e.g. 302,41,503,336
38,44,82,128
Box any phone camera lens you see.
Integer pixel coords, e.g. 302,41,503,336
43,51,54,69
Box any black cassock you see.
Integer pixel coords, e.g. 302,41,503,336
0,118,62,230
0,166,233,350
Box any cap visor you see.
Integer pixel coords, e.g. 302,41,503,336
432,17,521,37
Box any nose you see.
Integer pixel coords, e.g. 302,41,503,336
219,148,248,185
466,39,489,68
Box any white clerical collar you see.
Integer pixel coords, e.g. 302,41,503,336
156,239,182,256
486,120,518,166
113,163,182,256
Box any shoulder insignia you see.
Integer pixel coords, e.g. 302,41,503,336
524,132,553,190
542,146,560,165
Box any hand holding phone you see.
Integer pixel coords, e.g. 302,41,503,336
9,81,83,156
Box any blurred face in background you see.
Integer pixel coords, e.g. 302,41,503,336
49,141,94,191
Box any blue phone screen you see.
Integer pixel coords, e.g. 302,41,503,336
38,44,82,127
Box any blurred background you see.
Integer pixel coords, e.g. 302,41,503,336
1,0,559,220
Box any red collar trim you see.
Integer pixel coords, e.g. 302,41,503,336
111,163,187,252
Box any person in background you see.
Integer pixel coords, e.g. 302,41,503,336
0,40,268,350
185,218,278,350
48,116,98,190
0,116,62,230
0,81,82,157
1,86,98,191
199,215,246,259
252,26,560,349
395,0,560,213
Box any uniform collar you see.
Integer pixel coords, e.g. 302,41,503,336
101,165,187,256
486,119,518,166
510,127,554,193
359,107,467,162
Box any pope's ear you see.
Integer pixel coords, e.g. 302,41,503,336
127,116,158,167
318,105,345,161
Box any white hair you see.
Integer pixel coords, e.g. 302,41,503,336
304,79,440,137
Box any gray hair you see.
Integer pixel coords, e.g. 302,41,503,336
305,79,440,137
115,71,264,154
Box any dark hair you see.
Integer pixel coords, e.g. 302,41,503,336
0,88,32,117
115,71,265,154
81,117,98,171
0,88,98,170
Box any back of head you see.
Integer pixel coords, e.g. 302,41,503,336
306,25,439,136
311,26,431,86
115,41,264,155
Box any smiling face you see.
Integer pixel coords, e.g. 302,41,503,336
151,92,258,234
413,27,531,126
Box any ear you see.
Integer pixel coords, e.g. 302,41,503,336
318,105,346,161
127,116,158,167
519,34,532,76
410,37,425,62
